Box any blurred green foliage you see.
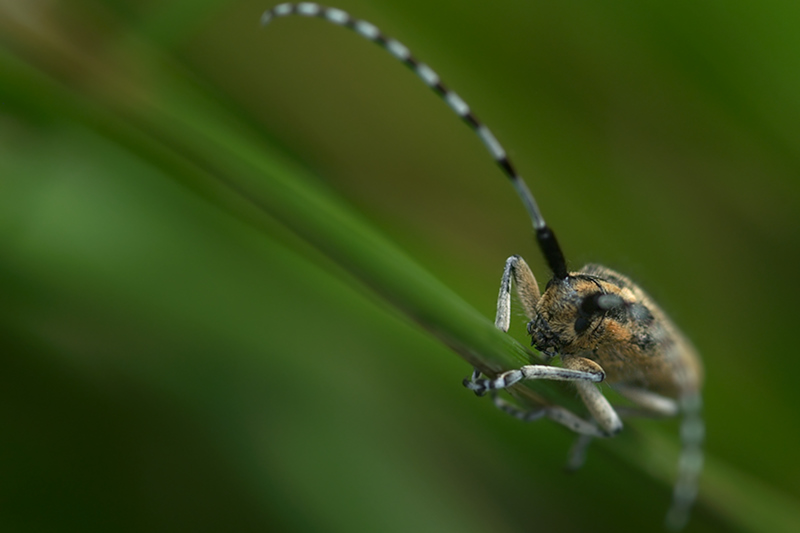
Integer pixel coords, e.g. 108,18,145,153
2,1,800,532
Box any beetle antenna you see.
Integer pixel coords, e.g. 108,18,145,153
262,3,569,279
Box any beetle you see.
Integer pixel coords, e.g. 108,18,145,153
261,3,704,529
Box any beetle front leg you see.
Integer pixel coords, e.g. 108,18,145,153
465,356,622,436
495,255,541,332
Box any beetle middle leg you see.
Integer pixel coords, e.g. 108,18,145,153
565,387,682,470
486,386,609,437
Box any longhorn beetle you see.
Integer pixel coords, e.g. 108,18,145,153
261,3,705,530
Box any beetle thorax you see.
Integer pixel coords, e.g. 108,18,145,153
528,275,632,357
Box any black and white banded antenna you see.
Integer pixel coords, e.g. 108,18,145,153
261,2,569,280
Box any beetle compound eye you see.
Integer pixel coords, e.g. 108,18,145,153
580,292,605,315
575,292,626,334
580,292,624,316
574,293,602,334
574,315,591,334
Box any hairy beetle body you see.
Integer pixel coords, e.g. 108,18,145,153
534,264,703,399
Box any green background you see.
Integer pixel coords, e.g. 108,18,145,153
2,1,799,531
